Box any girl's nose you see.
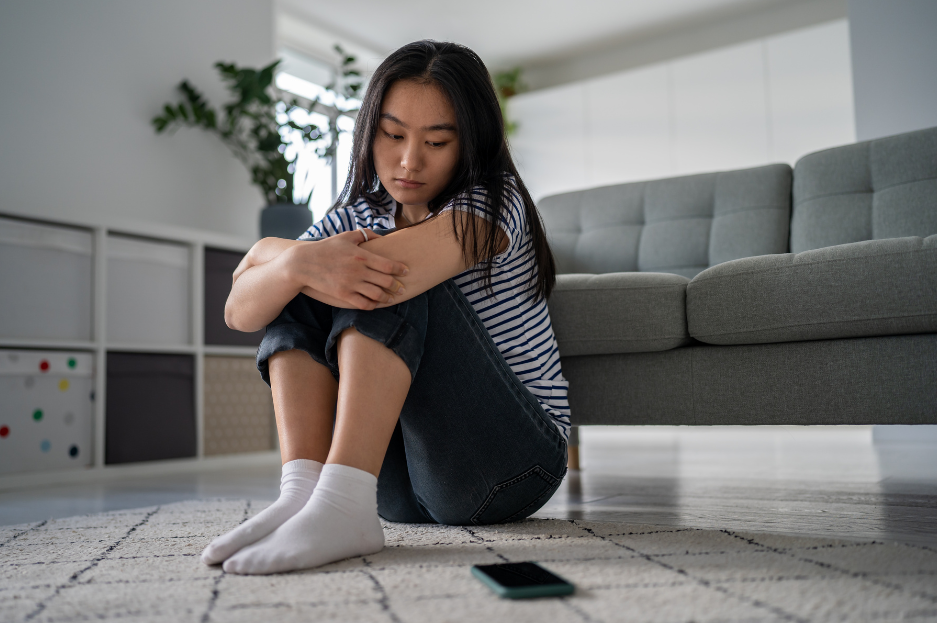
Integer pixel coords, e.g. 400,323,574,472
401,141,423,173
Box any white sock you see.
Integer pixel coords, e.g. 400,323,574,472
223,463,385,575
201,459,323,565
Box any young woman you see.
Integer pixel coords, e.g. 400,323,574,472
201,40,571,575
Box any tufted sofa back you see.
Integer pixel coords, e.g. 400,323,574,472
791,126,937,253
538,164,792,279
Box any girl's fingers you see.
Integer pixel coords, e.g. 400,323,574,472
349,227,379,246
348,293,378,310
357,282,394,305
335,228,374,247
365,271,405,294
331,230,409,276
361,248,409,276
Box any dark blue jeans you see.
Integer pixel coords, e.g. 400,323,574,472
256,279,568,526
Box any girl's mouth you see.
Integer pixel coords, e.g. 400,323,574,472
395,178,424,189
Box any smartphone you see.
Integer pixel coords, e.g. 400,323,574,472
471,562,575,599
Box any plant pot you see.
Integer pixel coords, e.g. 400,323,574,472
259,204,312,240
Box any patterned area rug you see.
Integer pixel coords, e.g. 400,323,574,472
2,499,936,622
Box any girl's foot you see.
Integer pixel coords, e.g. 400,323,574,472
201,458,323,565
222,463,385,575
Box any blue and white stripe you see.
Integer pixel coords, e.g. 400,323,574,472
301,192,397,238
299,184,572,439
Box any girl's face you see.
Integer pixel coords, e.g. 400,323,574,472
373,79,460,211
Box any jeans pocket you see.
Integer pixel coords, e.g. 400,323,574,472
471,465,562,525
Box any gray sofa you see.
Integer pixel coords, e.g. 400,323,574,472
541,126,937,451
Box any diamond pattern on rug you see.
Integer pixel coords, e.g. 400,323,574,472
1,499,936,623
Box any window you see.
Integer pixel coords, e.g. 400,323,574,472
276,49,361,223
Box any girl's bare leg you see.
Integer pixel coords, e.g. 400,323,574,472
201,350,338,565
223,328,410,575
328,327,411,475
269,349,338,464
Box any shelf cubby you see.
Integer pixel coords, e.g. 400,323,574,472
204,247,264,347
105,352,196,465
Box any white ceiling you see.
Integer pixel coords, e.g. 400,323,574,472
277,0,787,70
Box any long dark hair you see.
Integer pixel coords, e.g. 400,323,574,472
334,40,556,301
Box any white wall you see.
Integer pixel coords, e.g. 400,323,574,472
848,0,937,141
522,0,848,91
0,1,274,240
511,20,855,201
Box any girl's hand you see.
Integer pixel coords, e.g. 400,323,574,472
283,229,409,310
225,229,408,332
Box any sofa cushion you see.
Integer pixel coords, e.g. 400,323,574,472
686,236,937,345
549,272,691,355
538,164,791,279
791,126,937,253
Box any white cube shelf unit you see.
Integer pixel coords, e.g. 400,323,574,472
0,211,276,486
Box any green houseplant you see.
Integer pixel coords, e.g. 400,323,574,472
153,48,362,238
493,67,526,136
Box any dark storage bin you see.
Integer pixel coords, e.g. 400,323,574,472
105,352,196,464
204,247,264,346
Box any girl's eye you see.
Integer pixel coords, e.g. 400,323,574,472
428,141,446,148
384,131,402,140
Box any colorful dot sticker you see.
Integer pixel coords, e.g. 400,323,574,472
32,409,44,422
0,425,9,438
39,360,50,372
64,412,75,425
69,445,79,458
40,440,51,452
58,379,70,392
67,357,77,369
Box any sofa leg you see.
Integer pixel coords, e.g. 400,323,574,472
567,426,581,471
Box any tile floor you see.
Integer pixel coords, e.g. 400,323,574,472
537,426,937,546
1,426,935,546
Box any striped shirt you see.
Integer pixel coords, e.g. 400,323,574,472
299,183,571,439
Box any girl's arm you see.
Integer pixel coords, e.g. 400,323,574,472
231,237,303,283
225,230,410,332
359,213,508,307
225,213,504,333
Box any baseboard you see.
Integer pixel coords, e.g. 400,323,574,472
0,450,281,492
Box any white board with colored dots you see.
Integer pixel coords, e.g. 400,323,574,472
0,349,94,475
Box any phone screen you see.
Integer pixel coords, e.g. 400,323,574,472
473,562,571,588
